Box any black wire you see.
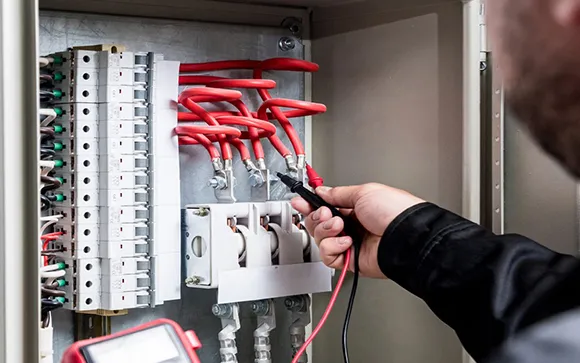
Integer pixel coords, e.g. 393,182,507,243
40,148,55,160
39,90,55,103
41,194,52,211
41,298,63,323
41,176,62,193
42,287,66,297
342,243,361,363
40,127,55,137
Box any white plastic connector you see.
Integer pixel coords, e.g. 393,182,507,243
184,202,332,304
40,315,54,363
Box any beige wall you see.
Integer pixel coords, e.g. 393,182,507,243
311,1,464,362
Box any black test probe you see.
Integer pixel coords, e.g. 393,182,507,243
278,172,361,363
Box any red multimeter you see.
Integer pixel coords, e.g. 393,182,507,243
61,319,202,363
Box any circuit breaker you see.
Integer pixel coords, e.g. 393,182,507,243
48,50,181,311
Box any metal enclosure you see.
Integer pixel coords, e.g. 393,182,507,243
311,1,464,362
0,0,489,362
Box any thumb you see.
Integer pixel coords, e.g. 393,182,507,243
316,185,363,208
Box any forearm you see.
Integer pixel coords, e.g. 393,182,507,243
378,203,580,361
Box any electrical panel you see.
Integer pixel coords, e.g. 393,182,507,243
45,50,181,311
39,42,332,363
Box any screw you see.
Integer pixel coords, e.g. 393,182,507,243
480,61,488,72
185,254,190,260
194,208,209,217
249,171,265,188
252,300,270,316
185,276,202,285
208,176,227,190
212,304,233,319
279,37,296,52
285,295,308,312
282,17,303,36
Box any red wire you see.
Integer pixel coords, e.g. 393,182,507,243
253,59,321,157
179,58,323,158
178,109,314,122
179,88,243,161
180,60,262,73
41,232,63,266
208,79,276,160
257,98,327,157
292,249,352,363
179,75,225,85
178,135,221,160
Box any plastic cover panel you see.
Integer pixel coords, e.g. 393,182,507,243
40,10,303,362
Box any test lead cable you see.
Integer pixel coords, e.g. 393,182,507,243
278,172,361,363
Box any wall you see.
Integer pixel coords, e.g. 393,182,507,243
311,1,464,362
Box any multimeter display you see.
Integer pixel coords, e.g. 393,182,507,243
81,325,192,363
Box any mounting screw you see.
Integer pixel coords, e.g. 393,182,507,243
212,304,233,319
185,276,201,285
279,37,296,52
285,296,308,312
282,17,303,36
252,300,270,316
480,61,488,72
194,208,210,217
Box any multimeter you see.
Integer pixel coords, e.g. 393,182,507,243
61,319,202,363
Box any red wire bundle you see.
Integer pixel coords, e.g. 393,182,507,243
177,58,327,166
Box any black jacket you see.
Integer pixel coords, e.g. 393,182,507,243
378,203,580,362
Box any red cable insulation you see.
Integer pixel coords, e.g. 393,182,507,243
179,88,244,161
179,80,275,160
178,109,314,122
179,58,322,158
179,75,225,85
257,98,327,157
178,135,221,160
179,60,262,73
292,249,352,363
41,232,63,266
209,80,276,160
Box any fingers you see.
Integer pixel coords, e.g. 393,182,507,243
313,216,344,245
304,207,333,237
315,185,364,208
318,236,353,269
291,197,313,215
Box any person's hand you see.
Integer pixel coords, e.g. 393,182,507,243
291,183,424,279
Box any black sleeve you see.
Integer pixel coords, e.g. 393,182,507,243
377,202,580,362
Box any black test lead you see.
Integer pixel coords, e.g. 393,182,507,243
278,172,361,363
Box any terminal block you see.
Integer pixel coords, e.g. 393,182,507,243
50,49,181,311
183,201,332,304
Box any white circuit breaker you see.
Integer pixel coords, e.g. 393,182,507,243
49,50,181,311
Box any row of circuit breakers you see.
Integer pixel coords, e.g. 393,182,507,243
46,48,332,312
